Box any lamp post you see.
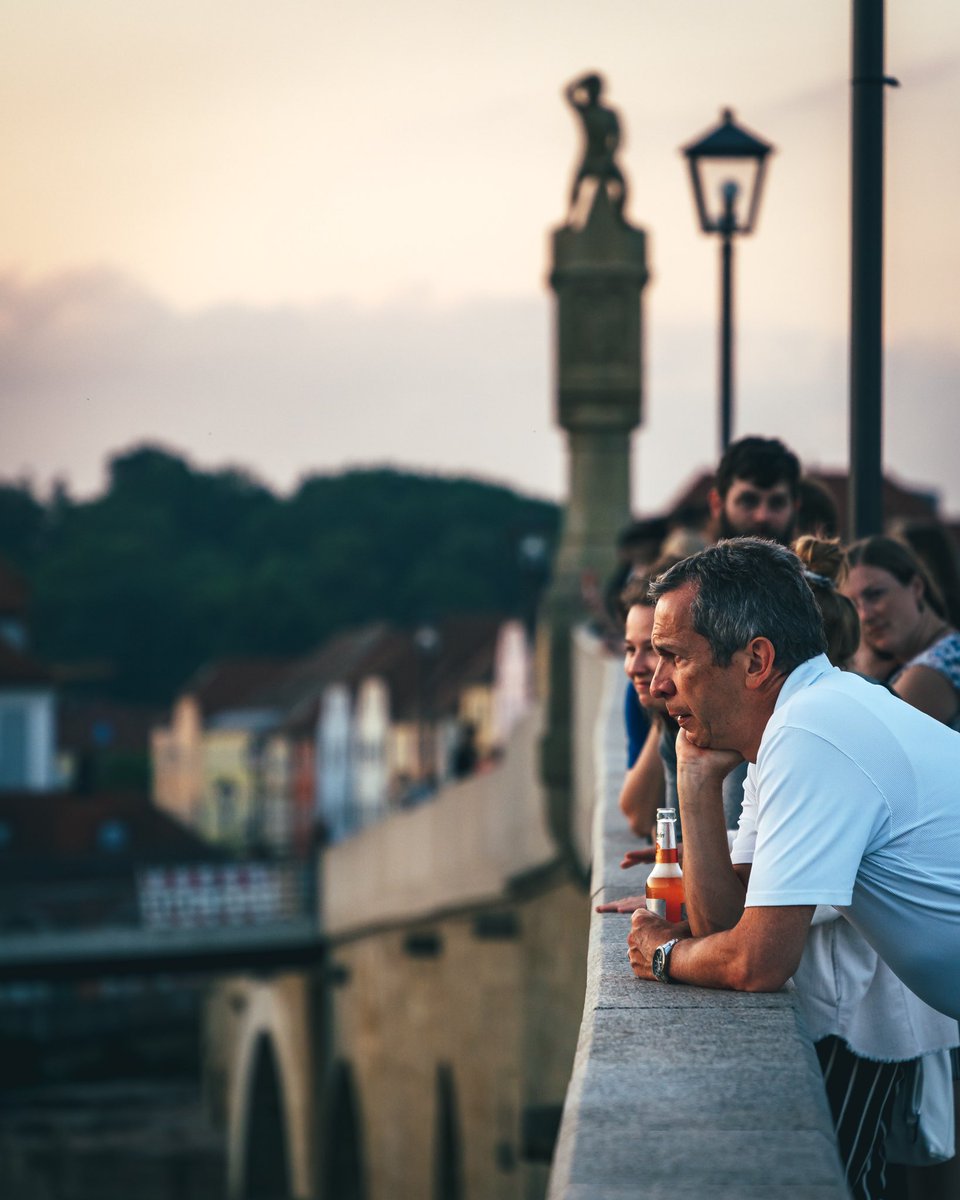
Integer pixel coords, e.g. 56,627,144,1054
517,531,551,641
682,109,774,452
413,622,441,793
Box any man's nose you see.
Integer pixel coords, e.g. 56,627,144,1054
650,660,671,697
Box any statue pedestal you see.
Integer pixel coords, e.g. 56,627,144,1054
549,183,648,591
538,178,649,877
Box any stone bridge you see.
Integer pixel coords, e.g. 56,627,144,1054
215,632,847,1199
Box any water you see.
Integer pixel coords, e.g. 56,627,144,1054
0,1079,226,1200
0,977,226,1200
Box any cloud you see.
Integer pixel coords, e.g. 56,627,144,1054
1,269,957,522
0,268,562,501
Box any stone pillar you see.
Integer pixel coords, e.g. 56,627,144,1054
538,83,648,878
550,182,648,587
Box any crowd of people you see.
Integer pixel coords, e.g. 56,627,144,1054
596,437,960,1200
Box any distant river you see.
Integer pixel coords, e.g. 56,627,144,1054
0,1079,226,1200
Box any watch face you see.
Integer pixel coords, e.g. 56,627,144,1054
652,945,666,980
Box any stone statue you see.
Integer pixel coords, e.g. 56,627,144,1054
564,73,627,218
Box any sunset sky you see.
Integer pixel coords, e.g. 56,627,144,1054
1,1,958,516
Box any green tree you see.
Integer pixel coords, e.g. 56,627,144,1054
4,447,559,704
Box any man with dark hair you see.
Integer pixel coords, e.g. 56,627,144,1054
626,538,960,1025
610,437,802,838
709,436,801,544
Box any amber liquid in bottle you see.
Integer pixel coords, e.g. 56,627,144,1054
645,807,685,923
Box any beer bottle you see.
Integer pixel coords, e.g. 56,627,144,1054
645,807,685,923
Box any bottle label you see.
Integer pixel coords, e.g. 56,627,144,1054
646,898,687,921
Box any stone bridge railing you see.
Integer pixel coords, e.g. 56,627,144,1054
0,862,317,981
548,636,849,1199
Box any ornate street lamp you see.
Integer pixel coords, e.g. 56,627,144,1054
682,109,774,451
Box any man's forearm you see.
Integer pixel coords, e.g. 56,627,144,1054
677,767,746,935
667,926,780,991
630,906,814,993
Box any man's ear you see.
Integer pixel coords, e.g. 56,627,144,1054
708,487,723,521
742,637,778,690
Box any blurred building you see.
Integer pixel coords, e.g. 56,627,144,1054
0,558,58,792
150,616,533,857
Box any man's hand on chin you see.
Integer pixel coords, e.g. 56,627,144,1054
627,908,685,980
675,728,743,781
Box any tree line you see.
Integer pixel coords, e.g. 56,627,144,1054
0,445,559,704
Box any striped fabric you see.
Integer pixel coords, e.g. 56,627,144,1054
816,1035,907,1200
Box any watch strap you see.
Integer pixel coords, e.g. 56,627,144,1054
654,937,680,983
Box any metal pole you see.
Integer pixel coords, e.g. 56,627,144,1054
849,0,885,538
720,231,734,452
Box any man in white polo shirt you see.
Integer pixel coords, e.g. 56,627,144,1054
626,537,960,1022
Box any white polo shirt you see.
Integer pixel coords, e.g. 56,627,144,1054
733,654,960,1021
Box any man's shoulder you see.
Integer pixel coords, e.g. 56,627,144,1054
785,663,871,704
776,659,868,717
765,663,957,773
765,665,887,749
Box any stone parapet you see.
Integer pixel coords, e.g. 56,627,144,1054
322,707,558,939
548,653,848,1199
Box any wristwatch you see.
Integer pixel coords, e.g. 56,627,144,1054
651,938,680,983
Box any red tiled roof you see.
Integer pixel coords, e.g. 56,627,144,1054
662,468,940,537
177,615,507,737
182,657,298,717
0,639,52,686
804,470,938,535
282,615,505,732
0,791,221,864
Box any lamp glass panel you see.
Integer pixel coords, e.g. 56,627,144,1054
695,157,762,231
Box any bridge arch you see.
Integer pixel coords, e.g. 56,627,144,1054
433,1063,464,1200
321,1058,366,1200
243,1033,291,1198
226,976,316,1200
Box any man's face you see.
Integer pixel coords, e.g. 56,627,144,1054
623,603,663,711
715,478,797,544
649,583,746,749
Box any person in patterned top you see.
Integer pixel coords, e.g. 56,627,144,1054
845,534,960,728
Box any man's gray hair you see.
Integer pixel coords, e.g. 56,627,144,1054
648,537,827,672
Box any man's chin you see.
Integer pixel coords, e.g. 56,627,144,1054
676,719,714,748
